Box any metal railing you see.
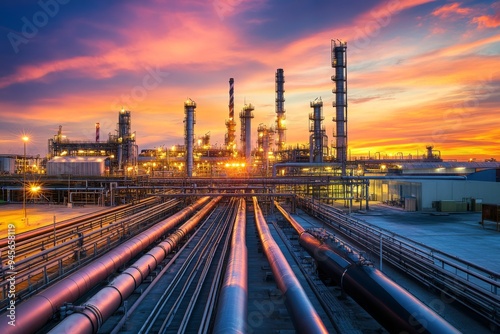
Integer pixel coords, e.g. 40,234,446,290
298,197,500,329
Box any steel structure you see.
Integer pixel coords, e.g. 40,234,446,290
225,78,237,152
331,40,347,173
256,123,274,171
47,110,138,175
275,201,461,334
309,97,328,163
184,98,197,177
275,68,286,152
253,197,328,334
213,199,247,334
239,103,254,163
0,197,211,334
117,109,137,172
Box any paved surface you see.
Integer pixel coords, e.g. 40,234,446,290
0,203,106,237
351,203,500,273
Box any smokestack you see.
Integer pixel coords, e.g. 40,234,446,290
95,122,100,143
184,98,197,177
225,78,237,151
229,78,234,120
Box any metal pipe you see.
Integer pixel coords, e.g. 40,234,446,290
275,202,461,334
49,196,221,334
213,199,247,334
252,197,328,334
0,197,211,334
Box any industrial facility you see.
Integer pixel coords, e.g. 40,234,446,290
0,39,499,333
1,39,499,209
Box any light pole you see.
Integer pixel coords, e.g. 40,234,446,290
22,136,29,223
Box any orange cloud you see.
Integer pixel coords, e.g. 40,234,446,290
472,13,500,28
432,3,472,18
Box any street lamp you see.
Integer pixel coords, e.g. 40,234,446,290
22,136,29,223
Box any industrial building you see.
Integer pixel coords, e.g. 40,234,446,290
47,108,138,176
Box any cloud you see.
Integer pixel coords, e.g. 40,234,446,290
0,0,498,161
472,13,500,28
432,2,472,18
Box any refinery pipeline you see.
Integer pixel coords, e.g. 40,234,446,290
1,40,500,333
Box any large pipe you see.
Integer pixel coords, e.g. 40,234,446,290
184,98,196,177
49,196,222,334
275,202,461,334
252,197,328,334
213,199,247,334
0,197,211,334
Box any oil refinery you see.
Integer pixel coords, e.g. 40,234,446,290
0,40,499,334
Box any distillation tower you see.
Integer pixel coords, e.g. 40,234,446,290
331,40,348,174
240,103,254,163
309,97,328,163
117,109,138,172
184,98,196,177
225,78,237,153
275,69,286,152
257,123,275,172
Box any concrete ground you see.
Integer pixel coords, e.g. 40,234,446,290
0,203,106,238
351,203,500,273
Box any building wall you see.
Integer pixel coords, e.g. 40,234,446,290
421,180,500,210
0,156,16,174
47,157,105,176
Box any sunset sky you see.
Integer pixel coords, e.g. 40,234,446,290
0,0,498,161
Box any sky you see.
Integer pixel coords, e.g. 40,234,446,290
0,0,498,161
